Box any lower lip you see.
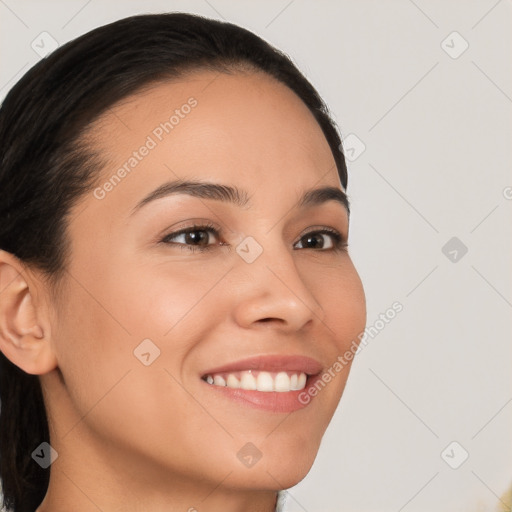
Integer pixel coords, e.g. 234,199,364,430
202,374,321,413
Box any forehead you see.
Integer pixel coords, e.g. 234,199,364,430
81,70,341,218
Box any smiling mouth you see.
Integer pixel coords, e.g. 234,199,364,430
201,370,308,392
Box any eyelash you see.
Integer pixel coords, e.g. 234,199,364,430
159,222,348,254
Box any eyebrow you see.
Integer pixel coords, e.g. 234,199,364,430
129,179,350,217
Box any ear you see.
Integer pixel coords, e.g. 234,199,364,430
0,250,58,375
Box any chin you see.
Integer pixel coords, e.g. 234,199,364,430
267,453,317,489
225,441,320,491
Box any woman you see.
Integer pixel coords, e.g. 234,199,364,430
0,12,366,512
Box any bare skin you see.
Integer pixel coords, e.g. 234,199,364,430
0,70,366,511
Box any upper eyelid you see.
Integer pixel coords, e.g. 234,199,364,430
161,224,219,241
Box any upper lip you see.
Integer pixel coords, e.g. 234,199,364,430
201,354,324,377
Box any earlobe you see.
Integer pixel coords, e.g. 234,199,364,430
0,250,58,375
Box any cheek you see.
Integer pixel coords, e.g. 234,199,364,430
336,270,367,346
307,258,367,350
54,255,232,394
51,280,134,410
50,272,208,462
118,259,232,346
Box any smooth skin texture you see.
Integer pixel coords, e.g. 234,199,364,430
0,70,366,511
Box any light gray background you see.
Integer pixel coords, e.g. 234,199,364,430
1,1,511,511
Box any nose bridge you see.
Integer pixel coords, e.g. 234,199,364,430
231,231,325,329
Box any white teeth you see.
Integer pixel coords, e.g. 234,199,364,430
274,372,290,392
204,370,308,392
213,375,226,386
226,374,239,389
240,371,257,390
256,371,274,391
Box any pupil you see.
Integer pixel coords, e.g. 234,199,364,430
305,234,323,248
186,230,208,245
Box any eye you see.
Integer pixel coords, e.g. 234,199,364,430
160,222,222,253
294,228,348,251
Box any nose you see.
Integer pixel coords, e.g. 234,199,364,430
230,240,326,333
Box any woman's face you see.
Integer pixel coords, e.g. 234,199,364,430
41,70,366,498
